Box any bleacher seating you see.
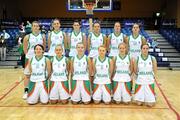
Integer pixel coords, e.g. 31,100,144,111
1,18,179,69
159,28,180,52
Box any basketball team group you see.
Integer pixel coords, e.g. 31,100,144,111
22,19,157,107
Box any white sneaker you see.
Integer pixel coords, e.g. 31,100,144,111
22,92,28,100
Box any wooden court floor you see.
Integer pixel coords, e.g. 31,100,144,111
0,69,179,120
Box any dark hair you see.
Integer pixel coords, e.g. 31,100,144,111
114,21,121,26
73,20,81,26
34,44,44,51
52,18,60,23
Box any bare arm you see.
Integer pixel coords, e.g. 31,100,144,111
47,32,51,51
46,58,52,79
87,35,91,54
28,59,32,74
67,33,71,50
133,58,138,75
23,35,29,55
103,35,107,47
107,35,111,53
83,34,87,51
124,35,129,45
88,58,92,79
91,59,95,83
130,57,134,75
152,57,157,80
63,32,68,50
66,58,70,76
142,37,147,45
124,36,129,54
109,58,114,80
42,34,46,51
70,58,74,79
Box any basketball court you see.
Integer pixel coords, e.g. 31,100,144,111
0,69,179,120
0,0,180,120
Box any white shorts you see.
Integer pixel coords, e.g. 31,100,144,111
113,81,132,102
27,81,48,104
49,81,69,100
93,84,111,103
134,84,156,103
71,80,91,102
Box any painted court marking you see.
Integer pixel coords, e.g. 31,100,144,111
0,77,179,119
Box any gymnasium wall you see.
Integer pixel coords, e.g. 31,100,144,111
0,0,178,21
177,0,180,28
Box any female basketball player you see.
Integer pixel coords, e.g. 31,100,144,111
88,21,106,59
27,44,51,105
68,20,86,57
134,44,157,107
49,44,70,104
107,22,127,58
23,21,46,99
47,19,67,58
112,43,133,104
92,45,113,104
70,42,92,104
127,23,147,59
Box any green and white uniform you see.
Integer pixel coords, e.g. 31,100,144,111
129,34,144,59
93,57,111,103
69,31,84,57
27,56,48,104
49,56,69,100
24,33,43,75
71,55,91,102
48,31,65,56
26,33,43,59
113,55,132,102
89,32,104,58
109,32,124,57
134,55,156,103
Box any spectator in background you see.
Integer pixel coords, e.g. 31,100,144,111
41,25,47,35
19,22,25,34
25,21,32,34
151,38,158,49
17,34,25,68
0,30,10,61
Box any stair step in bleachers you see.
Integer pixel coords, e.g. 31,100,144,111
158,42,171,45
6,56,19,61
160,48,179,53
169,63,180,70
156,39,167,42
148,31,180,70
158,45,175,49
168,58,180,62
0,61,17,66
169,63,180,67
163,53,180,57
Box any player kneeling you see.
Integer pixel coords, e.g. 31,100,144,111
49,44,70,104
92,45,113,105
112,43,133,105
134,44,157,107
70,43,92,105
27,44,51,105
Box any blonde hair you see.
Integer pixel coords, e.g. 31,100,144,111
98,45,106,50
